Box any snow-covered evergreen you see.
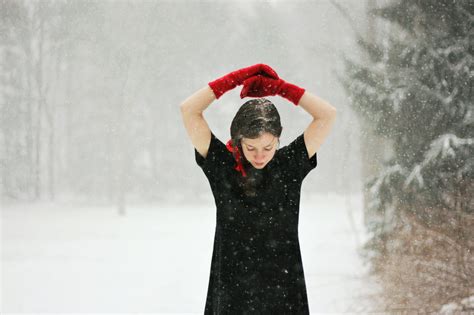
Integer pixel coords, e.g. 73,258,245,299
340,0,473,311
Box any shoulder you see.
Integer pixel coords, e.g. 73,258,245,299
275,132,318,181
194,131,234,172
278,133,309,158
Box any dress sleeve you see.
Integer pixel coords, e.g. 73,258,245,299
279,132,317,181
194,131,232,181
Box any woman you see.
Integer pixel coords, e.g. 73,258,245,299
180,64,337,314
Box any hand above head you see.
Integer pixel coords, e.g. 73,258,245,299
240,75,306,106
208,63,279,100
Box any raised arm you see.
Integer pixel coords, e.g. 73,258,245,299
180,64,280,158
297,91,337,158
180,86,215,159
240,73,337,158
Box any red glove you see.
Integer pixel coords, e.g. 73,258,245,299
240,75,305,106
208,64,279,99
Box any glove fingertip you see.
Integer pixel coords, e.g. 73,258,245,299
261,65,279,79
240,85,249,98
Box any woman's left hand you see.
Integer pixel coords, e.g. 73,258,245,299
240,75,284,98
208,64,279,100
240,74,305,106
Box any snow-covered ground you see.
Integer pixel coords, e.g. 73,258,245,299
2,193,381,314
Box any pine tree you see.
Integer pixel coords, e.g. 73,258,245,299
339,0,473,310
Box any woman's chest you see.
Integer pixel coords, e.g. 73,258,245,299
216,167,298,201
212,169,302,231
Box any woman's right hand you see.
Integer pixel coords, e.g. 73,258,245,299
240,74,306,106
208,63,279,99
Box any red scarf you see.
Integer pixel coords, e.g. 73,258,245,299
225,139,247,177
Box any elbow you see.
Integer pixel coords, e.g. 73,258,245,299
180,103,202,117
323,107,337,120
180,103,191,117
180,103,191,114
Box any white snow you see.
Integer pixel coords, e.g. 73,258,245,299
2,193,381,314
425,133,474,162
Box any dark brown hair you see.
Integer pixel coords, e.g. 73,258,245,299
229,98,282,197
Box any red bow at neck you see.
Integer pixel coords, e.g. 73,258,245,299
225,139,247,177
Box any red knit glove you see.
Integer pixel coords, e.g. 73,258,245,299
240,75,305,106
208,64,279,99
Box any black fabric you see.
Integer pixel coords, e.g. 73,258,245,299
194,131,317,314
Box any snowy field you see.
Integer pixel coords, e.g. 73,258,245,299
2,193,382,314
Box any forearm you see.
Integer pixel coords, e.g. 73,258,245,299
180,85,216,115
297,90,337,119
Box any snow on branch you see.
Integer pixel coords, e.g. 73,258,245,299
404,134,473,189
424,133,474,162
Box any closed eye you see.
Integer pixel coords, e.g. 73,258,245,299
248,148,272,151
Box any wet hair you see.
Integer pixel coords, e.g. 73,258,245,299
229,98,282,197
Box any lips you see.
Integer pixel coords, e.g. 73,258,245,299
255,162,265,166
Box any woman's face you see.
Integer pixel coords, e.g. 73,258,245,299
241,132,279,169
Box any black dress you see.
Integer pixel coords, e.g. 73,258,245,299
194,131,317,314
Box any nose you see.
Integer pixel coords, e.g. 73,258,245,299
254,153,266,163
